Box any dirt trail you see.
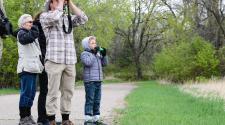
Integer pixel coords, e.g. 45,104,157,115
0,83,136,125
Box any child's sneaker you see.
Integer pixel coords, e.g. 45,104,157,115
94,120,107,125
84,121,95,125
19,115,37,125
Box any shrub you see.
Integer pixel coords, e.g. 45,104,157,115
0,38,19,88
152,36,219,83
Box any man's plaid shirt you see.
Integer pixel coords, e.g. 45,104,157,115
40,9,88,64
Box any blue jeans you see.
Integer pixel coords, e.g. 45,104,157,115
84,81,102,116
19,73,37,108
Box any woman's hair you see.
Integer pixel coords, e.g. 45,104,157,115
33,12,43,21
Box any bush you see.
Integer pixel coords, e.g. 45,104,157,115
114,66,136,80
152,36,219,83
0,38,19,88
75,62,83,81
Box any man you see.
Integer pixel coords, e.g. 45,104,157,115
40,0,88,124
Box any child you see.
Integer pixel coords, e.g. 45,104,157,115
81,36,107,125
17,14,44,125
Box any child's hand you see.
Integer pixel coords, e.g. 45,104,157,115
100,47,106,57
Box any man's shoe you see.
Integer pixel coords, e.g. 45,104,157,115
49,120,56,125
37,119,50,125
94,121,107,125
19,116,37,125
62,120,74,125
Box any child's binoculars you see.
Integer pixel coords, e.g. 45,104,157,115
95,46,106,56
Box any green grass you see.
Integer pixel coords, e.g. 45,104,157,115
117,81,225,125
0,88,19,95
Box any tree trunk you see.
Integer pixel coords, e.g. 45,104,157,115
134,54,143,80
205,0,222,48
0,38,2,61
0,0,5,61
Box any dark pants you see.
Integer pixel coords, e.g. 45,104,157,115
19,73,37,118
37,70,48,123
84,81,102,116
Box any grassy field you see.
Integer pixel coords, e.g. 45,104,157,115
116,81,225,125
0,88,19,95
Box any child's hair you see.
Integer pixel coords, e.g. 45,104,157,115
88,36,96,43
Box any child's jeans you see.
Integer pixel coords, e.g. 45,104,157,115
19,73,37,108
84,81,102,116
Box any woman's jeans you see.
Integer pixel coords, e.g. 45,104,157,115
84,81,102,116
19,73,37,108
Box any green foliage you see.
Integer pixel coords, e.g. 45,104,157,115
5,0,44,28
0,37,18,88
153,37,219,82
106,64,151,81
117,81,225,125
74,0,130,48
114,66,136,80
191,39,219,77
100,63,136,81
75,62,83,81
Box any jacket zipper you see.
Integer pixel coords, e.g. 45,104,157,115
96,55,101,80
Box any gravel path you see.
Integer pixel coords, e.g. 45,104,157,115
0,83,136,125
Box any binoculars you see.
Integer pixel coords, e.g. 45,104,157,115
95,46,106,56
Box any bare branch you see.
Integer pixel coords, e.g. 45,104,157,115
115,27,128,37
161,0,177,18
198,0,225,38
139,0,157,51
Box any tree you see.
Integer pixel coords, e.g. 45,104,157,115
184,0,225,49
73,0,127,48
0,0,5,61
115,0,163,79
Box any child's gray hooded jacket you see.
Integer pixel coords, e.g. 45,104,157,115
80,37,107,82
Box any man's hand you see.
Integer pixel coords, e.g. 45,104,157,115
68,0,82,16
64,0,68,5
